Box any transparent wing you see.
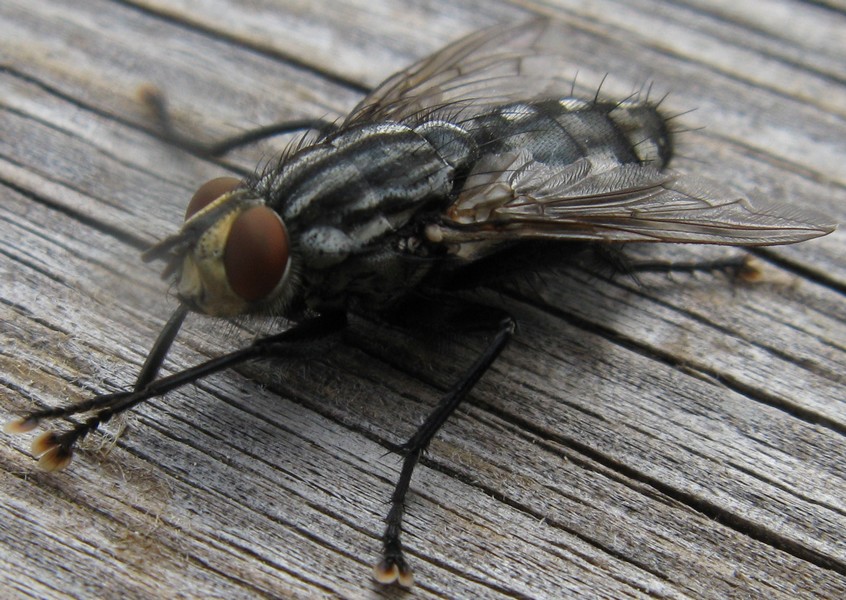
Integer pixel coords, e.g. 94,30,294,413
344,19,583,126
344,20,835,247
440,155,835,246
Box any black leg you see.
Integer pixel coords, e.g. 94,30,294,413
588,244,753,278
373,308,515,587
138,85,337,157
5,311,347,471
134,304,189,391
623,255,753,277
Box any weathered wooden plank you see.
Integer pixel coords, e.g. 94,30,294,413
1,0,844,598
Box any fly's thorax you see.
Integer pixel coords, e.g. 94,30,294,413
259,121,469,226
412,120,478,172
240,121,475,312
150,177,297,318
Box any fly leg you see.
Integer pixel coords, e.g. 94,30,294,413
134,304,190,390
623,256,757,278
138,85,337,157
5,311,346,471
373,307,515,587
589,244,753,278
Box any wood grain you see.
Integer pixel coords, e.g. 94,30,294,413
2,1,844,598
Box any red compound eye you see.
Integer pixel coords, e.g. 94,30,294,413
185,177,241,220
224,206,289,302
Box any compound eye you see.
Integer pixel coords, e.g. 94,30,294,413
185,177,241,220
224,206,289,302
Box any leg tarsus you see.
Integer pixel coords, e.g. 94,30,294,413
373,446,420,587
7,312,347,469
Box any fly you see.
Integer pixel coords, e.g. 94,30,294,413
5,19,836,587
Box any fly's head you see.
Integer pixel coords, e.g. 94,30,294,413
143,177,294,317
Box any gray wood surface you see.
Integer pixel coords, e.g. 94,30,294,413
2,1,844,598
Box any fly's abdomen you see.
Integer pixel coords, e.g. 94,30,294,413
444,98,673,231
604,100,673,167
466,98,672,170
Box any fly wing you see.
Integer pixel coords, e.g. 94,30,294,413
439,155,835,247
343,19,835,248
344,19,582,126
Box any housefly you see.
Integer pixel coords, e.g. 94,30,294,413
5,19,836,586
